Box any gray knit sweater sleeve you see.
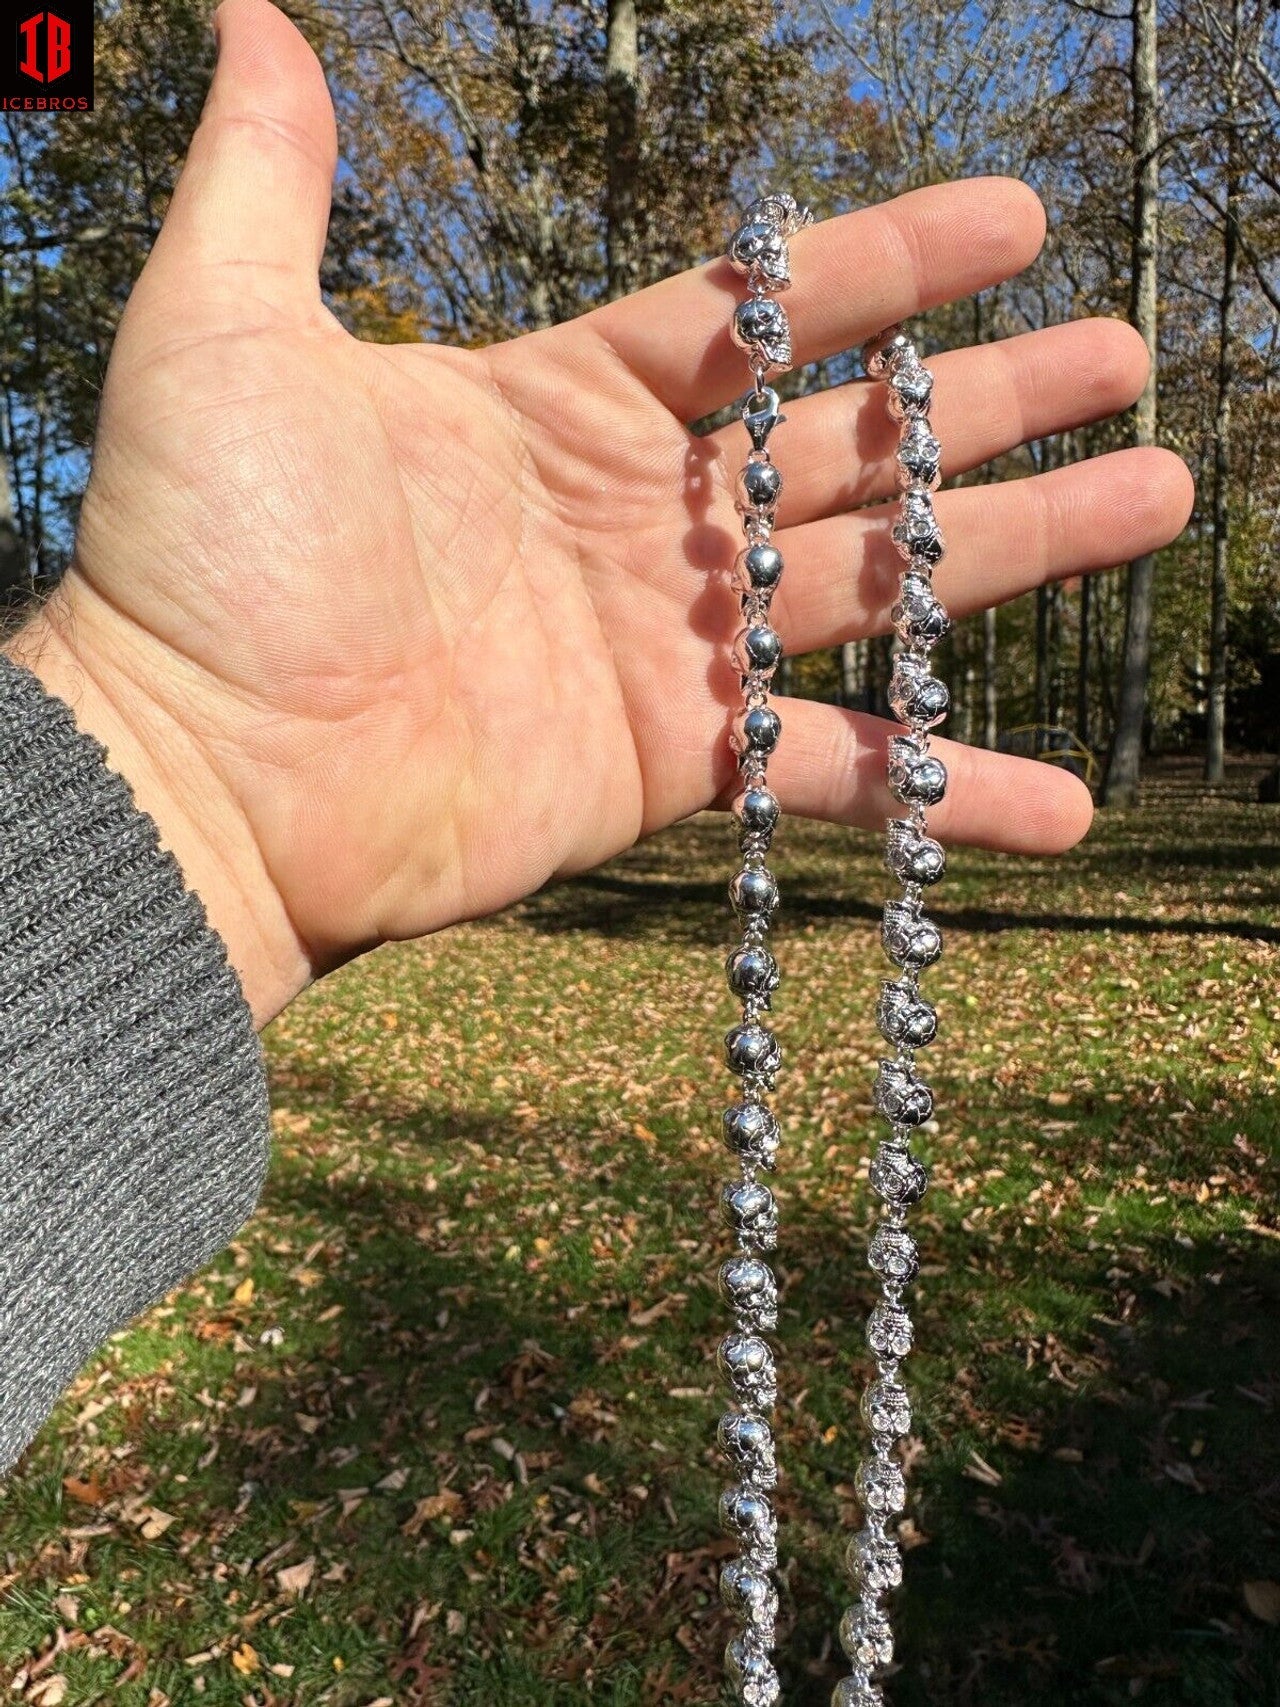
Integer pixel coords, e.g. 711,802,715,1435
0,654,271,1472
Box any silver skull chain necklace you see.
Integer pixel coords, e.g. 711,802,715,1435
712,193,952,1707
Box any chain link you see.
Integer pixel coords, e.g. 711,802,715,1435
715,202,950,1707
713,192,812,1707
831,326,951,1707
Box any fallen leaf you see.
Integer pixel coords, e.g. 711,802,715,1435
1244,1580,1280,1624
403,1489,464,1535
231,1641,260,1675
233,1277,255,1305
276,1557,316,1598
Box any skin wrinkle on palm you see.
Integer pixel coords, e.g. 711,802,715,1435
4,0,1193,1031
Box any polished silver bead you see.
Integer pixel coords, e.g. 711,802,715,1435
867,1222,919,1284
737,458,783,514
856,1454,907,1516
727,946,780,1003
887,356,933,420
881,900,943,971
866,1300,914,1360
720,1557,780,1626
896,415,942,491
861,1376,912,1439
874,1059,934,1127
734,542,784,596
846,1526,903,1595
888,736,947,807
876,978,938,1049
869,1145,929,1209
893,572,951,647
885,818,946,885
732,705,782,759
719,1254,779,1331
720,1179,779,1251
718,1331,778,1409
722,1100,780,1171
725,1632,782,1707
725,1022,781,1079
831,1678,885,1707
729,866,780,922
720,1484,779,1567
862,324,912,379
732,296,793,373
732,623,784,680
839,1602,895,1670
730,218,791,293
889,653,949,729
718,1412,778,1488
891,489,944,564
733,786,781,838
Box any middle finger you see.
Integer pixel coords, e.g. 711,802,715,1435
703,317,1150,528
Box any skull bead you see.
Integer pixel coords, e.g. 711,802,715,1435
831,1679,885,1707
889,653,950,728
887,736,948,808
876,978,938,1049
893,572,951,647
895,414,943,491
866,1300,914,1359
720,1483,779,1567
891,489,945,564
885,818,946,885
720,1557,780,1627
717,1332,778,1410
720,1179,779,1251
856,1456,907,1516
733,543,784,598
729,866,779,922
732,297,793,374
725,1023,781,1079
718,1412,778,1488
861,1376,912,1439
869,1144,929,1209
874,1059,934,1127
839,1603,895,1670
722,1100,780,1171
846,1525,903,1595
726,946,780,1004
719,1254,779,1331
867,1222,919,1284
881,900,943,971
732,705,782,760
725,1632,782,1707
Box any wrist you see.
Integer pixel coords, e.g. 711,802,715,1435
4,577,313,1027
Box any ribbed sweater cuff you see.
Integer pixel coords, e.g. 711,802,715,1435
0,653,271,1472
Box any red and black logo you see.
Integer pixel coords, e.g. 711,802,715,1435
3,0,94,110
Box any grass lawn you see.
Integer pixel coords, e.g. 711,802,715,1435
1,758,1277,1706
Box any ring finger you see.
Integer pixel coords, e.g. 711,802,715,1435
769,445,1195,653
703,317,1151,525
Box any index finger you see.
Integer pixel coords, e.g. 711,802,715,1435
576,177,1047,421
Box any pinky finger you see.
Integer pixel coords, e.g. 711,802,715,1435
749,698,1094,855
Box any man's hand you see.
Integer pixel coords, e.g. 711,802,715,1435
6,0,1193,1026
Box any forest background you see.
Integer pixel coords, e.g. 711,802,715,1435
1,0,1278,801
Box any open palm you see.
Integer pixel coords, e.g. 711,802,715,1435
18,0,1192,1024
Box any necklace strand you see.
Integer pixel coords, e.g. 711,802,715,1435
714,197,951,1707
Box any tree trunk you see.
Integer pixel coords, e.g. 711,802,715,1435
1205,4,1243,786
0,456,26,597
1103,0,1160,807
982,606,998,749
605,0,640,301
1034,585,1050,752
840,640,862,709
1077,574,1092,751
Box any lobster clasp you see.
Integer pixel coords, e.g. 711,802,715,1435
740,385,785,453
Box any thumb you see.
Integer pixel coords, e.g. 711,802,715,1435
141,0,337,319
